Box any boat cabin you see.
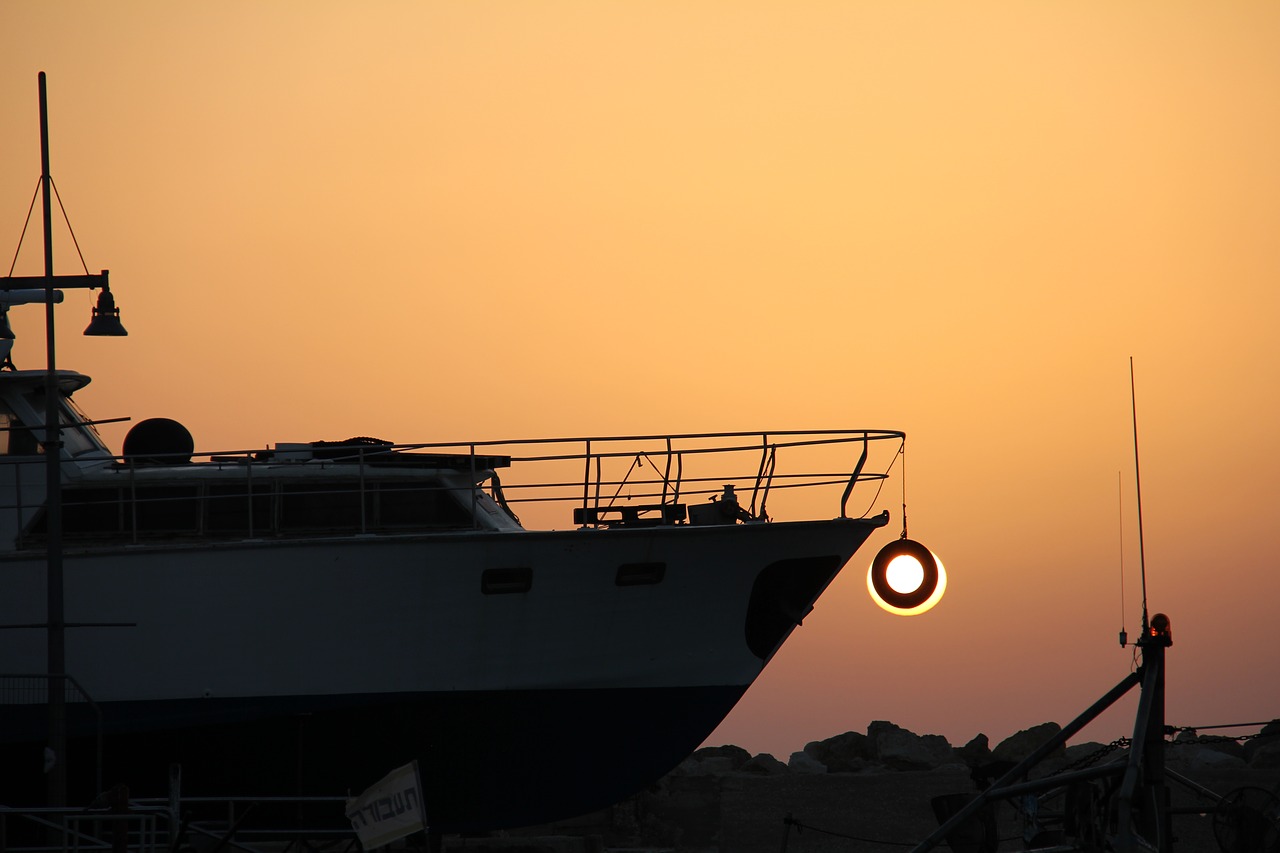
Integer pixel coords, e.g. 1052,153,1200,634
0,370,521,554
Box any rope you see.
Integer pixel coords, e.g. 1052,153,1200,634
50,178,91,275
899,438,908,539
855,439,902,520
6,178,41,276
5,177,94,277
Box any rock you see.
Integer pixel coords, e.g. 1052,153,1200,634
992,723,1065,765
1243,720,1280,764
740,753,789,775
932,762,971,775
1063,742,1112,767
693,745,752,773
970,759,1018,789
868,721,953,771
804,731,873,772
1248,738,1280,769
955,734,992,769
668,756,701,777
1192,736,1245,761
694,757,739,775
922,734,957,767
1189,747,1246,771
788,751,828,774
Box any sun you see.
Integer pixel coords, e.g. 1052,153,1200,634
867,539,947,616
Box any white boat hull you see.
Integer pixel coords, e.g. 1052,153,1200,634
1,516,884,829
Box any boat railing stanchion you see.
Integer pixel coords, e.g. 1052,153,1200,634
469,443,477,528
580,439,591,526
245,459,254,539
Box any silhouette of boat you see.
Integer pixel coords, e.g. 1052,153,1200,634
1,72,926,834
0,361,906,830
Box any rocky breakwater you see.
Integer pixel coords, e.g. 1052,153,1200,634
773,718,1280,778
531,719,1280,852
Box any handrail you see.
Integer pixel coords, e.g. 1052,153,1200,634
0,430,907,542
0,807,160,853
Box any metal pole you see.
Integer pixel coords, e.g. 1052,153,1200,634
910,669,1143,853
39,70,68,809
1137,638,1170,850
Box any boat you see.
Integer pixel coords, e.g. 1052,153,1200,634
0,74,935,833
0,365,910,829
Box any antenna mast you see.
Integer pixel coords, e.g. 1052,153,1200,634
1129,357,1150,635
1118,471,1127,647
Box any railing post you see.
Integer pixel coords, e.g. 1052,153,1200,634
580,440,591,525
469,445,477,529
662,437,672,505
749,433,768,517
839,434,869,519
128,462,138,545
245,462,254,539
672,450,683,507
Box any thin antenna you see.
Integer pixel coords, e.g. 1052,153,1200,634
1129,357,1150,635
1118,470,1127,647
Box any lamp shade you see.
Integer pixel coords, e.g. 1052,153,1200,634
84,288,127,336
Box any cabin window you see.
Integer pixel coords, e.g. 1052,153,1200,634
481,567,533,595
131,486,201,532
205,484,273,535
615,562,666,586
0,411,41,456
51,485,201,537
31,476,480,546
62,487,126,534
280,483,364,530
26,392,103,457
375,482,472,528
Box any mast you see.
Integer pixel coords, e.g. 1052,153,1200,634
39,70,68,810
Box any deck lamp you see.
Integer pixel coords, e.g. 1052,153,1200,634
867,537,947,616
83,284,127,336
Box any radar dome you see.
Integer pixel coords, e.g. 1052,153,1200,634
123,417,195,465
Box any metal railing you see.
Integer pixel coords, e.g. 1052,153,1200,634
130,795,356,853
0,806,159,853
0,429,906,544
0,796,352,853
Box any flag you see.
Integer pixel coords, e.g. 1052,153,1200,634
345,761,426,850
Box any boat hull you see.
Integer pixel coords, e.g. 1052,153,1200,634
1,517,884,829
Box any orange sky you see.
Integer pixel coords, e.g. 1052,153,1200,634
4,2,1279,761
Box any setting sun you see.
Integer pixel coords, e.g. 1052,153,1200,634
867,548,948,618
